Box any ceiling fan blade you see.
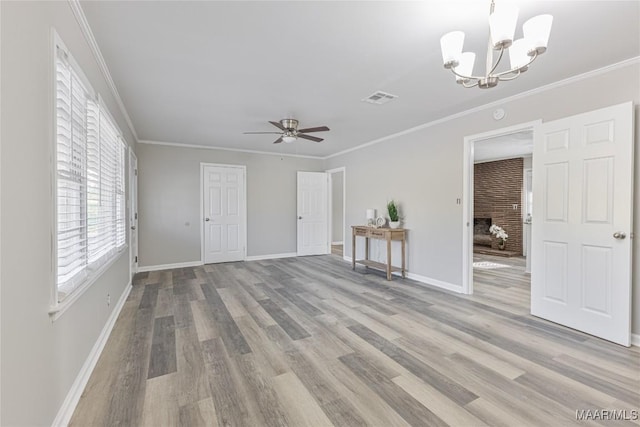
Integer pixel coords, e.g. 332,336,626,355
273,137,284,144
243,131,283,134
297,126,330,133
269,120,285,131
298,133,323,143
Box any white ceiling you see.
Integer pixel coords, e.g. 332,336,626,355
474,130,533,163
80,1,640,158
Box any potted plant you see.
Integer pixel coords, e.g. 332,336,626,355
387,200,401,229
489,224,508,250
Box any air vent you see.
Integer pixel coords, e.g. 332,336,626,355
362,91,398,105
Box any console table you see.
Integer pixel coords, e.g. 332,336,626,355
351,226,407,281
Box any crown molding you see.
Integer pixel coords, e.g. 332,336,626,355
325,56,640,159
67,0,139,143
138,139,324,160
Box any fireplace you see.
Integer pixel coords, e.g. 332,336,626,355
473,217,492,247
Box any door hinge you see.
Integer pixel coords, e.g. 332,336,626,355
134,256,138,263
135,212,138,220
135,169,138,176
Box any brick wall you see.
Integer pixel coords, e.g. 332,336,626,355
474,158,523,254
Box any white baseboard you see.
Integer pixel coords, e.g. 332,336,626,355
342,255,463,293
138,260,203,272
331,241,344,245
246,252,297,261
631,333,640,347
52,280,132,427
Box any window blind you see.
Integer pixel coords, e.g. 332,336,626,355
55,45,126,301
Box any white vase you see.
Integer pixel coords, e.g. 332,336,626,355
389,221,400,229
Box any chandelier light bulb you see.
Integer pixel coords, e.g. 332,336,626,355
523,14,553,54
440,31,465,68
456,52,476,83
509,39,530,71
489,3,519,48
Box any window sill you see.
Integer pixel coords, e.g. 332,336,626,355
49,245,128,322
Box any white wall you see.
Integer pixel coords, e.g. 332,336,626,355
325,62,640,335
0,2,136,425
136,143,324,266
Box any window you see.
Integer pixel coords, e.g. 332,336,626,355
55,41,126,303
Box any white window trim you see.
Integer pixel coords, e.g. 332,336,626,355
49,30,128,320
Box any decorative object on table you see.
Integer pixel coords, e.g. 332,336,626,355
366,209,376,227
387,200,401,229
439,0,553,89
376,217,386,228
489,224,508,250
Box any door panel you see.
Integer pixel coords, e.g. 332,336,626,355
531,102,633,346
297,171,328,256
203,165,245,264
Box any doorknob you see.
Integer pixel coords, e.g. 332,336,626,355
130,226,136,230
298,216,302,220
613,232,626,239
205,218,210,222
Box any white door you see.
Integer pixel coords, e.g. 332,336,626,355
297,171,329,256
531,102,633,346
202,164,246,264
129,149,138,274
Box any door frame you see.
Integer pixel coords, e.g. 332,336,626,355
200,163,247,264
326,167,346,254
462,120,541,294
129,147,138,277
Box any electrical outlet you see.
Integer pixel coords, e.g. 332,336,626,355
512,204,518,210
107,293,111,306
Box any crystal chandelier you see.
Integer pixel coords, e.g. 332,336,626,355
440,1,553,89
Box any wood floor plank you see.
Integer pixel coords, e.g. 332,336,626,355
339,352,449,427
272,371,335,427
258,298,311,340
201,337,251,426
141,372,179,426
148,315,177,379
201,282,252,355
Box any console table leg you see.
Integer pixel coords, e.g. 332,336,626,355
386,237,392,280
352,231,356,270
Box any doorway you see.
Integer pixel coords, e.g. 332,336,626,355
327,167,346,258
462,121,540,295
201,163,247,264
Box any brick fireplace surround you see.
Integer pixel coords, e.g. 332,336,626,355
474,157,524,255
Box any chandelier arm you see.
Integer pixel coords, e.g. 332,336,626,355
449,67,483,82
494,50,540,78
497,71,522,81
462,79,481,89
487,46,505,77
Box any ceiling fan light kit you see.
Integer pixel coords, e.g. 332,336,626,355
440,0,552,89
244,118,330,144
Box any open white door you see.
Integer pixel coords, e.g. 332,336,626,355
531,102,633,346
297,171,329,256
202,164,246,264
129,149,138,275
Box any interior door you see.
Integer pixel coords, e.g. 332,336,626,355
531,102,633,346
203,165,246,264
129,149,138,274
297,171,329,256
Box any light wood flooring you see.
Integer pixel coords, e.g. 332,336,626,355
71,255,640,426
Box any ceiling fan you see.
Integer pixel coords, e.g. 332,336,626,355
243,119,330,144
